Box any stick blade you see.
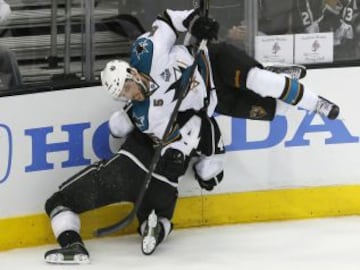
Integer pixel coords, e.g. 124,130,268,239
94,210,136,237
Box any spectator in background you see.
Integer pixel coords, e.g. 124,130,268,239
352,14,360,56
0,0,22,91
293,0,358,60
226,0,293,49
258,0,294,35
320,0,357,59
117,0,194,32
226,24,247,49
292,0,324,34
208,0,245,38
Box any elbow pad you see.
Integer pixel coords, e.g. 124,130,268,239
108,109,134,138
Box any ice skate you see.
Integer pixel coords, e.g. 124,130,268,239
264,63,307,79
141,210,162,255
315,96,340,120
44,241,90,264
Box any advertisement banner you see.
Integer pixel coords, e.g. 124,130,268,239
1,67,360,219
294,32,334,64
255,34,294,64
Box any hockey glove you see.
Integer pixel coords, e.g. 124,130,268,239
189,16,219,41
193,166,224,191
156,148,187,181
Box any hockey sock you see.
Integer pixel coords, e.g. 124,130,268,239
278,77,319,112
279,77,304,105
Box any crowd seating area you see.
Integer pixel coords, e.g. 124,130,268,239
0,0,133,86
2,0,360,93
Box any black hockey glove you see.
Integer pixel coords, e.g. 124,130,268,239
189,16,219,41
156,148,187,181
193,166,224,191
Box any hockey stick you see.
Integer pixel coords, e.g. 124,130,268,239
95,1,210,237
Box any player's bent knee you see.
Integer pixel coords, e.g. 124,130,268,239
45,192,66,216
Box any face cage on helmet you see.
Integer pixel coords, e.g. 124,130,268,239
127,69,150,98
115,68,149,102
114,68,136,101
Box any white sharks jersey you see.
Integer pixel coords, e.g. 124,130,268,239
129,9,217,142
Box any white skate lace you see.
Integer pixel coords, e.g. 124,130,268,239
286,67,302,79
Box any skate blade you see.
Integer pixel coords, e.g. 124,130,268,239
142,236,157,255
45,253,90,264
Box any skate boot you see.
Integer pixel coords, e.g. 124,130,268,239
141,210,162,255
315,96,340,120
264,63,307,79
44,241,90,264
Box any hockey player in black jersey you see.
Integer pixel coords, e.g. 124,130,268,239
43,9,225,264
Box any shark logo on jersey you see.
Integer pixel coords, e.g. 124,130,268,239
130,37,154,75
133,39,150,60
131,98,150,131
133,115,146,130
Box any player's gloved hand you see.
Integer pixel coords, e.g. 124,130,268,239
193,166,223,191
189,16,219,41
157,148,187,181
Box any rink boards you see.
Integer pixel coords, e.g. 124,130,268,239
0,67,360,250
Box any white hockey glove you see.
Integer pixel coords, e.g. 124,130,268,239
108,109,134,138
193,155,225,191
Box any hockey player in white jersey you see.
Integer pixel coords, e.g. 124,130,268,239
43,8,224,264
101,9,224,254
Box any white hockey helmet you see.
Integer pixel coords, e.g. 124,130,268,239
100,60,134,100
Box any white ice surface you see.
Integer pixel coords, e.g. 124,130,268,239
1,216,360,270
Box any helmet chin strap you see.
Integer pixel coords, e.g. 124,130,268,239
133,75,150,97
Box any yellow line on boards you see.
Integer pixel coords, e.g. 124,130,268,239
1,185,360,251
